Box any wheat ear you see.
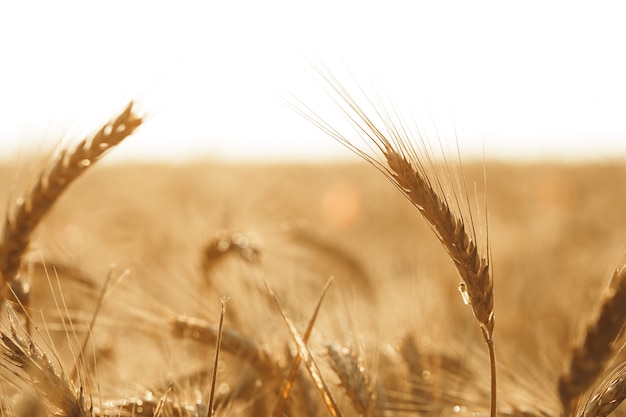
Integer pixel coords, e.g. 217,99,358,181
0,102,142,296
327,343,376,416
290,69,493,335
581,362,626,417
0,304,87,417
170,314,278,378
291,66,496,415
559,264,626,416
202,231,262,274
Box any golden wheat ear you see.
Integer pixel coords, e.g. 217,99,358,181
0,102,142,300
291,65,496,416
201,231,262,275
0,303,88,417
327,343,377,416
581,362,626,417
169,314,278,378
559,263,626,417
291,70,493,336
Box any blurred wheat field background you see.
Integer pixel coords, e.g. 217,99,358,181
0,116,625,417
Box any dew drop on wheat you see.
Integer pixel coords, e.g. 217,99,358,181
458,282,471,305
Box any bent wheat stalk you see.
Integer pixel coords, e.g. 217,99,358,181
0,102,142,298
292,66,496,416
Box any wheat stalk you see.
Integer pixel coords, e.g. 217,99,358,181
559,264,626,416
0,102,142,300
206,297,228,417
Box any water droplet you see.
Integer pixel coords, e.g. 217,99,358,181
458,282,471,305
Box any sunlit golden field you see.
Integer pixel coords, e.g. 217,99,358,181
0,140,625,416
2,2,626,413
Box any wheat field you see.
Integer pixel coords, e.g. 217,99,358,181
0,101,625,417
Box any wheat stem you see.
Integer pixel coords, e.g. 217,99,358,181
207,297,228,417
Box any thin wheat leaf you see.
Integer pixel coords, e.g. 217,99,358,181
266,282,344,417
272,277,334,417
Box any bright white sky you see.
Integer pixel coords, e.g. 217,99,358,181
1,1,625,163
